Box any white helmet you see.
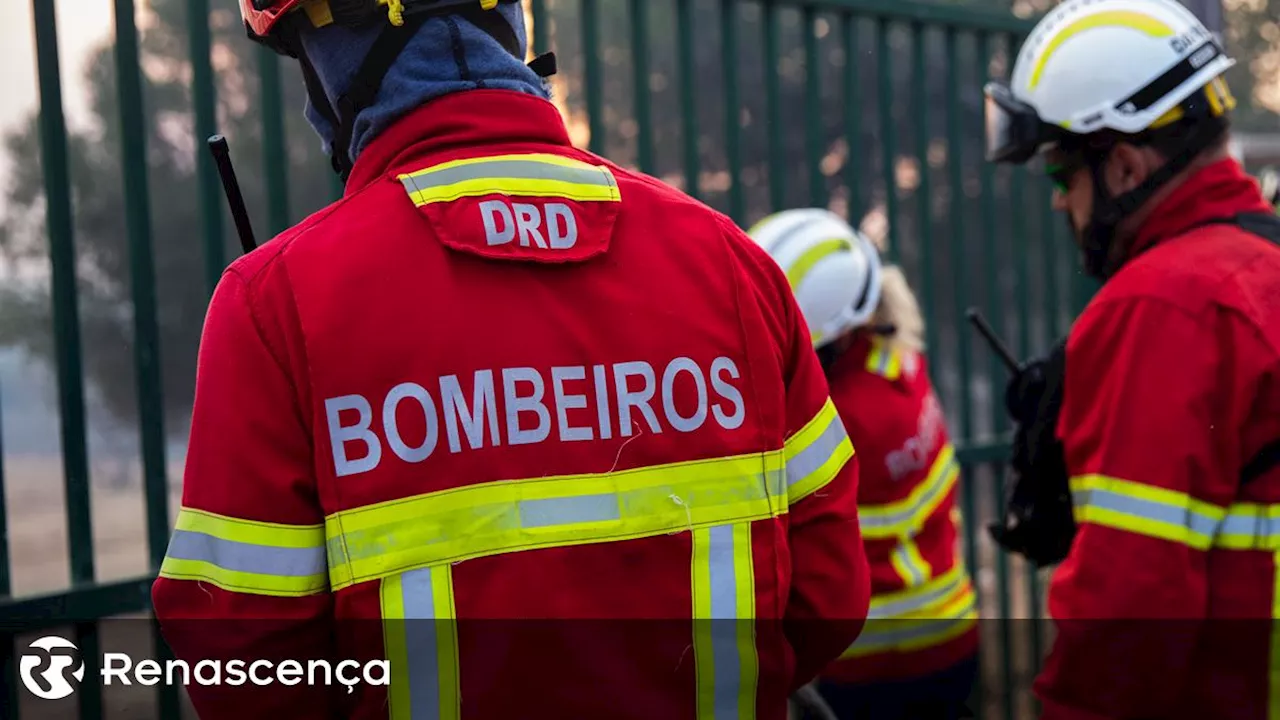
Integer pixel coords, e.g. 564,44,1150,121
747,209,882,349
985,0,1236,165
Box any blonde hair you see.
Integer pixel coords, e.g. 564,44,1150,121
870,264,925,356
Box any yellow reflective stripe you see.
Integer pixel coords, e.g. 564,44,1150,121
864,337,901,381
398,152,621,206
1270,550,1280,720
784,238,851,290
784,398,855,504
1029,10,1174,90
889,535,933,589
840,583,977,659
692,523,758,720
158,507,328,597
858,444,959,538
326,451,786,590
382,566,460,720
173,506,325,548
1070,475,1225,550
869,563,966,619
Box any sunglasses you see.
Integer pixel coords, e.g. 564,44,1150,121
1044,156,1084,194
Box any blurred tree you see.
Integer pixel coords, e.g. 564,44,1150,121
0,0,333,437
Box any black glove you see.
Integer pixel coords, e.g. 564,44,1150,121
989,336,1077,568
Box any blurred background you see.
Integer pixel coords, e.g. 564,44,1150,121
0,0,1276,718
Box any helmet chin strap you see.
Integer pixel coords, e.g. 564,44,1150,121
1077,118,1226,280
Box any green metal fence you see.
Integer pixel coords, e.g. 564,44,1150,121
1,0,1099,717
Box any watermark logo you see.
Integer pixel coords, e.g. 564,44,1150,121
19,636,85,700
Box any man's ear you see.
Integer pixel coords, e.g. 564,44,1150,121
1103,143,1152,195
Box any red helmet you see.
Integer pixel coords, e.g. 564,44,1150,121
239,0,308,39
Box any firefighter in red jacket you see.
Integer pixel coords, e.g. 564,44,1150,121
151,1,871,718
748,210,978,720
983,0,1280,717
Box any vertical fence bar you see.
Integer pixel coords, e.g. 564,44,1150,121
803,7,824,207
113,0,169,581
581,0,605,156
2,635,16,720
945,27,972,444
531,0,549,55
911,21,938,358
721,0,744,223
33,0,93,592
944,47,982,719
629,0,653,174
843,14,862,221
763,0,784,212
876,17,898,262
976,32,1014,720
677,0,700,200
32,5,101,712
259,46,291,235
188,0,224,296
0,383,7,601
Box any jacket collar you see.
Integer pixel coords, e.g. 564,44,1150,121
1127,156,1274,260
343,89,573,196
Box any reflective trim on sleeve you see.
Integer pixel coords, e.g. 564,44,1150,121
784,398,855,504
382,565,460,720
692,523,759,720
158,507,328,597
840,582,977,659
1069,475,1226,551
857,444,959,539
398,153,621,206
326,451,786,590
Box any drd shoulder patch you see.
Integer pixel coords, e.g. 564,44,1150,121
398,153,621,264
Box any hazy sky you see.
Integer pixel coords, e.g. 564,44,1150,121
0,1,115,194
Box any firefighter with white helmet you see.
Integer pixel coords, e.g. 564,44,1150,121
984,0,1280,718
751,210,978,720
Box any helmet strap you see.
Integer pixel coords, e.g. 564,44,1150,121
1078,116,1226,280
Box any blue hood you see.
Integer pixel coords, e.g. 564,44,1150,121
296,4,549,166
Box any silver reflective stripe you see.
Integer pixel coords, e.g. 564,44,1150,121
1072,488,1221,539
164,529,326,577
518,493,621,528
1216,511,1280,548
869,573,963,619
891,543,927,587
786,415,848,488
854,594,976,648
859,455,958,533
401,159,617,191
708,524,740,720
402,567,442,720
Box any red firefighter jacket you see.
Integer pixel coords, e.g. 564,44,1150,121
150,89,871,720
1034,158,1280,720
816,334,979,685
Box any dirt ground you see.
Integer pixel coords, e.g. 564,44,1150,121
3,455,1051,719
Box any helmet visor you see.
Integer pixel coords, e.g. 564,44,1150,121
984,82,1057,165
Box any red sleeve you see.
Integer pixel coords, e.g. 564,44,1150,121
717,216,871,691
151,267,341,719
1034,296,1237,719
